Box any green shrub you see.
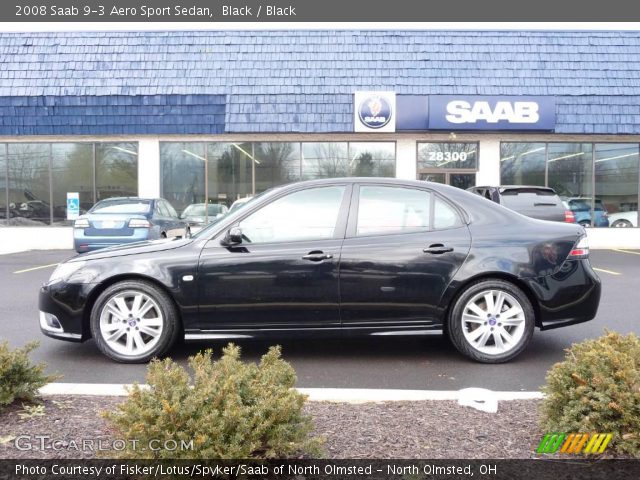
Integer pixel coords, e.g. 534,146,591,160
540,331,640,456
104,344,322,459
0,341,58,409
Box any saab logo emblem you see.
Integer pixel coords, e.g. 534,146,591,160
446,100,540,124
354,91,396,132
536,433,613,455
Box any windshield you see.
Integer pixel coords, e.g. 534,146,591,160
90,199,151,214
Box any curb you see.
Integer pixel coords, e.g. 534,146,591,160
40,383,544,403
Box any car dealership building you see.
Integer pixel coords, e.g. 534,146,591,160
1,29,640,250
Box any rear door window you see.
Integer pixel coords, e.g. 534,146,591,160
356,186,431,236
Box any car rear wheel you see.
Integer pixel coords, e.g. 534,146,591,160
447,279,535,363
612,219,633,228
578,220,591,228
90,280,180,363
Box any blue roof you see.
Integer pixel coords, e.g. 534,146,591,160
1,30,640,134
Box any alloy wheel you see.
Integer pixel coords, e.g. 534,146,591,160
99,290,164,357
461,289,526,356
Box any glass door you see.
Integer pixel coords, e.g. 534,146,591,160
418,172,475,189
417,142,478,190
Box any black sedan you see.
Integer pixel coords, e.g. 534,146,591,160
39,178,601,364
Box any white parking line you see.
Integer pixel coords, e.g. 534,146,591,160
39,383,543,402
612,248,640,256
13,263,59,274
593,267,621,276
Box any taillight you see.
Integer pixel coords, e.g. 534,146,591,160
74,218,90,228
568,236,589,259
128,218,151,228
564,210,576,223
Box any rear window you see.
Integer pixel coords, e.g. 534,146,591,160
90,199,151,214
183,204,226,216
499,188,560,209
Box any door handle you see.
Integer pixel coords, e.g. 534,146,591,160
423,244,454,254
302,252,334,261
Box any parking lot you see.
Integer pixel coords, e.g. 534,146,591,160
1,248,638,391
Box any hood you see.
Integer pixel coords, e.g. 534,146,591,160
70,237,194,262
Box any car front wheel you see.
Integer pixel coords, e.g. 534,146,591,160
447,279,535,363
90,280,180,363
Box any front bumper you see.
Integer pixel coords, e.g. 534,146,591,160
39,281,96,342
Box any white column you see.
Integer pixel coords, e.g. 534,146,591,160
476,139,501,186
395,138,417,180
137,138,161,198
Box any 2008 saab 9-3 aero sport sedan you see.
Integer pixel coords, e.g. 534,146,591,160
39,178,601,364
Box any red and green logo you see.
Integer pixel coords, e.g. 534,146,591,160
536,433,613,454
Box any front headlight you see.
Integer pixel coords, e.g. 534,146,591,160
48,261,86,284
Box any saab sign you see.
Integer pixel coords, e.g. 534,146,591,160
354,91,396,132
429,96,555,130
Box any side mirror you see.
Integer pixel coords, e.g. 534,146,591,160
223,226,243,246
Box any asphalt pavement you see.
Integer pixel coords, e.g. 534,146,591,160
0,248,638,391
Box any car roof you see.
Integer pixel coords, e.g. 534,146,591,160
474,185,556,191
278,177,450,189
95,197,156,202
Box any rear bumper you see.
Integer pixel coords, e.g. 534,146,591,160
73,229,151,252
523,259,601,330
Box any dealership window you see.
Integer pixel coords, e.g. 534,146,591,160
499,143,546,186
547,143,593,199
301,142,349,180
1,145,6,222
500,142,640,228
254,142,301,192
160,142,396,213
417,142,478,190
96,143,138,201
7,143,51,225
207,143,253,208
348,143,396,177
51,144,94,225
595,144,639,227
0,142,138,227
301,142,396,180
160,142,206,214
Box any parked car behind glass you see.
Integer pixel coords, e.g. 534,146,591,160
229,196,252,213
608,211,638,228
73,197,189,253
180,203,228,231
467,186,575,223
43,178,600,364
563,198,609,228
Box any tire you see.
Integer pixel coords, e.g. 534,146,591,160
612,219,632,228
90,280,180,363
578,220,591,228
447,279,535,363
